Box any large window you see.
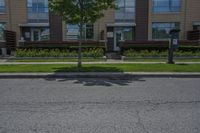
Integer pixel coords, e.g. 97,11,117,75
0,23,5,40
65,24,94,40
27,0,49,23
0,0,5,13
152,22,180,39
115,0,135,22
153,0,181,13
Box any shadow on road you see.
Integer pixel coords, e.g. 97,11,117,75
43,66,146,86
45,77,145,87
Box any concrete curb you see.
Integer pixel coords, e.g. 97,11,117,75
0,72,200,79
1,62,200,65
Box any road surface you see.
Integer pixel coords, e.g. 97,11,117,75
0,77,200,133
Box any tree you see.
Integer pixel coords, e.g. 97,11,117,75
49,0,116,68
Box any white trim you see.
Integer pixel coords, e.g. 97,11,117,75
19,23,49,27
107,22,136,27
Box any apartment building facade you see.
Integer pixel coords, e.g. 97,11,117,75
0,0,49,42
1,0,200,51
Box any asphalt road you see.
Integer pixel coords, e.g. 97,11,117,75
0,77,200,133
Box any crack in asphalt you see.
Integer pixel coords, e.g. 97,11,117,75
0,100,200,107
135,110,150,133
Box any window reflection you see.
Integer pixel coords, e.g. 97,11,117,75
0,0,5,13
153,0,181,13
115,0,135,22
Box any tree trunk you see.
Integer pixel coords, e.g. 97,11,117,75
78,22,83,68
78,0,83,69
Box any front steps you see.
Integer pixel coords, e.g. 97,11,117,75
106,52,121,60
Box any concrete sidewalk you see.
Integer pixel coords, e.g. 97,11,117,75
0,72,200,78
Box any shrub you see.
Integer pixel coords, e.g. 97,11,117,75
16,48,104,58
123,49,200,57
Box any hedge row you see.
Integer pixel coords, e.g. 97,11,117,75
16,48,104,58
123,49,200,57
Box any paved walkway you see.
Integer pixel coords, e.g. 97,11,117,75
0,61,200,65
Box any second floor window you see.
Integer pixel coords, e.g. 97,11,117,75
115,0,135,22
0,0,5,13
153,0,181,13
27,0,49,23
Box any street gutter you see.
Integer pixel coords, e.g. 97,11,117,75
0,72,200,79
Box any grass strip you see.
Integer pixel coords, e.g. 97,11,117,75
0,64,200,73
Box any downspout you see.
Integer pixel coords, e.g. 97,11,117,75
183,0,187,40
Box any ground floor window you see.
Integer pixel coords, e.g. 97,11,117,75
152,22,180,39
40,28,50,41
123,27,134,40
0,22,6,40
22,27,49,41
65,24,94,40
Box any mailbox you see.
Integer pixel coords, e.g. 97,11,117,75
170,29,180,49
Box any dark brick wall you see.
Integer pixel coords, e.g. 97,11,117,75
135,0,149,41
49,12,63,41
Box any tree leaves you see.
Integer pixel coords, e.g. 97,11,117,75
49,0,116,24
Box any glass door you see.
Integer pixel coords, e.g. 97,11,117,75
31,29,41,41
114,28,123,51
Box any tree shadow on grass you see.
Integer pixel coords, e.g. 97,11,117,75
176,63,189,66
52,66,124,72
44,66,146,87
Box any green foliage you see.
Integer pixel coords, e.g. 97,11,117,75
82,48,104,58
124,49,200,57
49,0,116,23
16,48,104,58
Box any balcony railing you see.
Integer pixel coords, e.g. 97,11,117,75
187,30,200,41
0,30,4,41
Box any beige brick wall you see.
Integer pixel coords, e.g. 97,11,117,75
0,0,27,42
9,0,27,41
148,0,200,40
94,9,115,40
185,0,200,33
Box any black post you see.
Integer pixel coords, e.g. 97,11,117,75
168,37,175,64
167,29,180,64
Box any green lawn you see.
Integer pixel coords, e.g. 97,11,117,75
0,64,200,73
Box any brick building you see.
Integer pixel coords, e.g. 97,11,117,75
0,0,200,51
